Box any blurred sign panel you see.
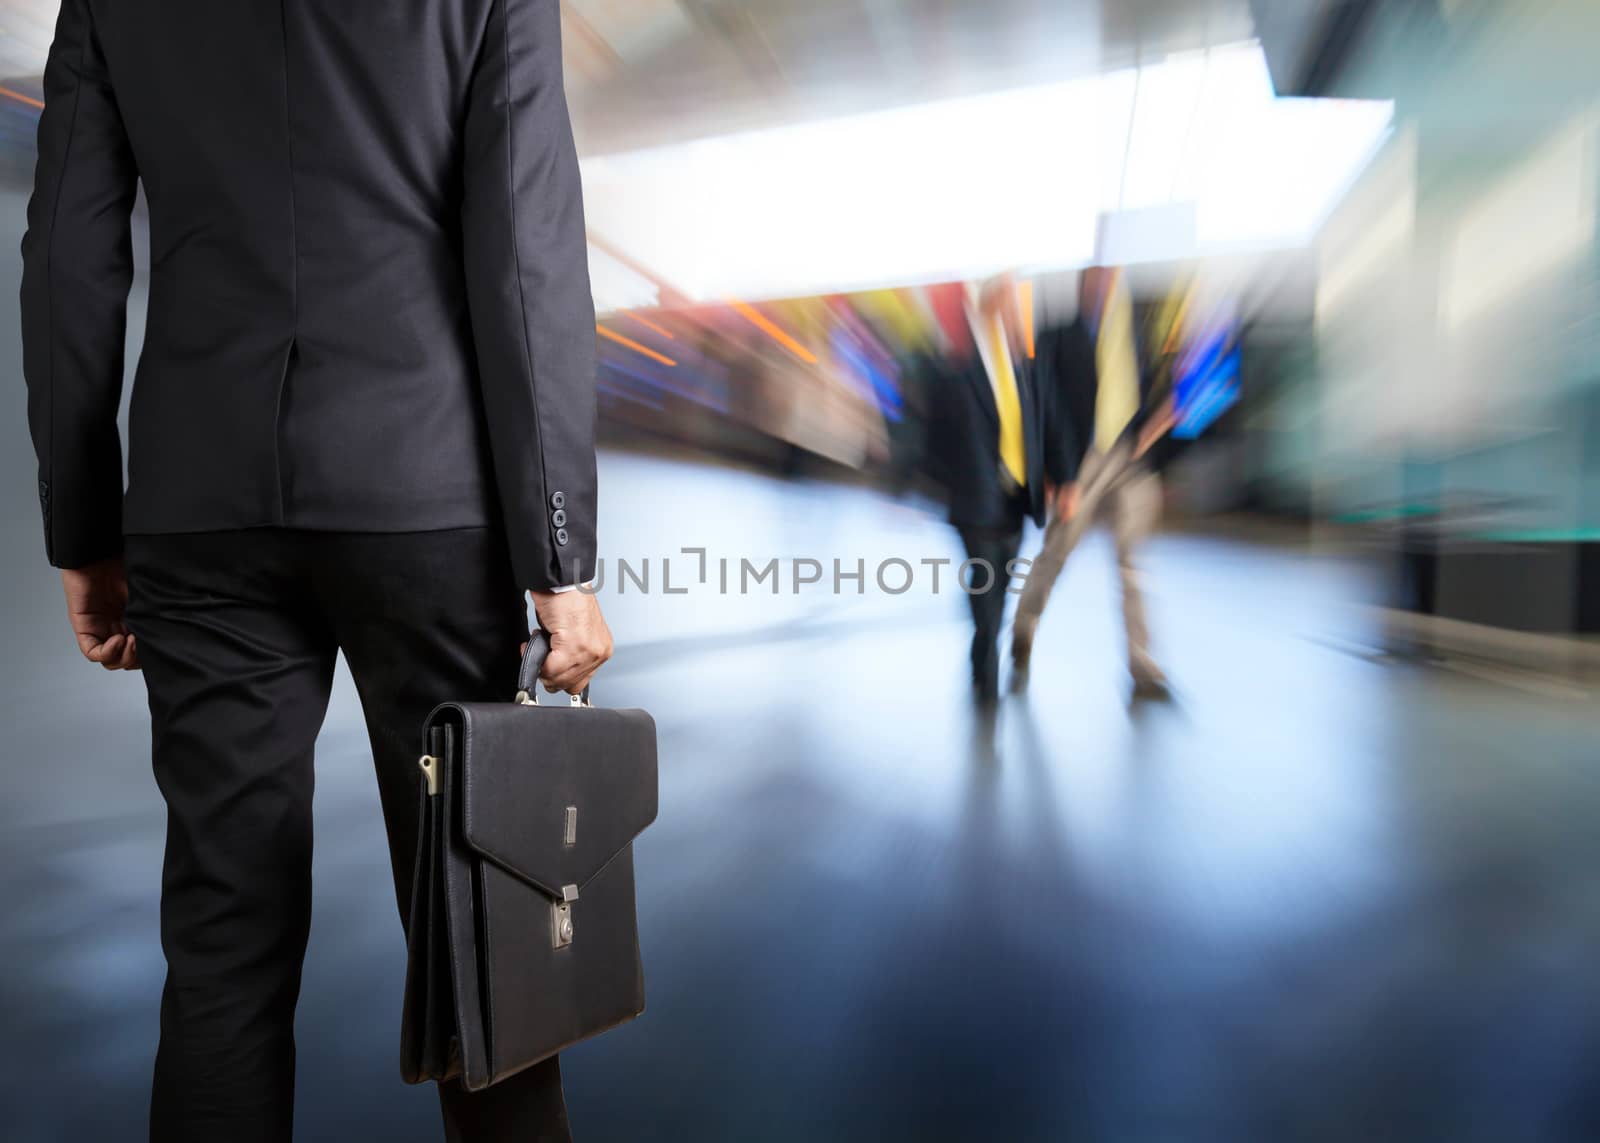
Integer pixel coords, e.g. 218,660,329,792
1098,203,1198,265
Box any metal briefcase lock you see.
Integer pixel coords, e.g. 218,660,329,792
552,884,579,949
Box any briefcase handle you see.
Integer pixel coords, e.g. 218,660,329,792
515,630,592,708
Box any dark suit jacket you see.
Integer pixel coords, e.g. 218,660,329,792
923,344,1048,532
1035,315,1167,487
21,0,596,591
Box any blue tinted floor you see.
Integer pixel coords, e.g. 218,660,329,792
3,457,1600,1142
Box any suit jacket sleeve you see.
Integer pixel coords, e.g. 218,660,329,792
20,0,139,569
461,0,597,591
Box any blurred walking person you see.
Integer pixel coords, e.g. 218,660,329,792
1012,267,1176,697
21,1,612,1139
925,276,1048,707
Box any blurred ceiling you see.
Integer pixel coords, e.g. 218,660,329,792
0,0,1368,303
0,1,1338,157
563,0,1266,154
577,38,1393,305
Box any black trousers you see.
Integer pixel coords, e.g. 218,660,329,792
957,511,1024,696
124,528,570,1143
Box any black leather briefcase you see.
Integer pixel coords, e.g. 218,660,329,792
401,633,658,1092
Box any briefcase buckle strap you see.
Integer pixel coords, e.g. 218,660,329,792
418,754,440,796
551,884,580,949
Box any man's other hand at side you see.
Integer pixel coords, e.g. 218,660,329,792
62,557,140,671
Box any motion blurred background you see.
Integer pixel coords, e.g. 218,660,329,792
4,1,1600,1140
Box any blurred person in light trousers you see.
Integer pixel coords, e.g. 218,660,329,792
20,0,612,1139
1012,267,1176,697
924,276,1048,707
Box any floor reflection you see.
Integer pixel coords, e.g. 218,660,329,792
4,456,1600,1141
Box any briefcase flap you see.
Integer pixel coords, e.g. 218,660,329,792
440,701,658,900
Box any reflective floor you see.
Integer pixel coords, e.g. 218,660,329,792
4,451,1600,1142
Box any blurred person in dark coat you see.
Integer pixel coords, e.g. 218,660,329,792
924,276,1048,706
1012,266,1176,697
20,1,612,1139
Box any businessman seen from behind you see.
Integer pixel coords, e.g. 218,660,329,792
21,1,611,1139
